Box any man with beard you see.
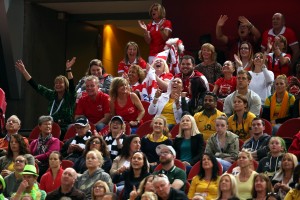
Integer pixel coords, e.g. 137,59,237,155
194,92,226,140
174,55,208,98
153,144,186,191
242,117,271,161
46,168,85,200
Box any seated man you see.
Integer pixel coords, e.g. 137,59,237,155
10,165,46,200
75,75,111,131
153,144,186,191
46,168,85,200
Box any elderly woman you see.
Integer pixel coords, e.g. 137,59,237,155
15,59,76,139
262,75,295,135
205,116,239,172
61,117,92,163
29,116,60,177
138,3,172,63
195,43,222,84
149,77,188,130
118,41,147,77
110,77,145,132
75,58,113,95
75,149,113,200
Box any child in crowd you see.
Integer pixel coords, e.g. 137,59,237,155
256,137,286,178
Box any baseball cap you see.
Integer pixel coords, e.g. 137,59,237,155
156,144,176,156
111,115,124,124
74,117,89,127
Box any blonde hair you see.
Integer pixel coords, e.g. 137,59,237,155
86,149,104,167
141,192,158,200
92,180,110,200
177,114,201,138
151,116,170,138
54,75,69,91
109,77,130,100
149,3,166,19
216,173,239,199
151,58,170,73
269,136,287,153
199,43,217,61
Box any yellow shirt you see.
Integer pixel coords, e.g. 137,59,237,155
235,171,258,200
147,133,169,142
161,99,176,125
228,112,256,141
188,175,219,200
194,109,226,141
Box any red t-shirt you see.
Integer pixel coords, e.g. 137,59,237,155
114,94,139,122
117,57,147,74
267,52,291,77
147,19,172,56
215,76,237,98
75,92,110,124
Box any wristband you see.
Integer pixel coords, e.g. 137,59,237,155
66,69,72,72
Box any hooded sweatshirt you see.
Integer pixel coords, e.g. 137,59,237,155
242,133,271,160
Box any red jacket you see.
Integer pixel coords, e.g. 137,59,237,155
39,167,64,193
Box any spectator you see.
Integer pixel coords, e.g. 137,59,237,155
152,174,188,200
216,15,261,60
15,59,76,138
262,75,295,135
261,13,300,65
118,41,147,77
149,78,187,130
227,94,256,141
234,41,254,71
104,115,127,161
216,173,239,200
75,58,113,95
102,193,118,200
194,92,226,141
126,65,146,92
153,144,186,191
138,3,172,63
91,180,110,200
151,58,173,92
39,151,64,193
75,150,113,199
223,70,261,117
242,117,271,161
248,52,274,104
205,116,239,172
29,116,60,178
61,117,92,163
141,116,172,165
11,165,46,200
195,43,222,84
174,55,209,98
129,175,156,200
46,168,85,200
213,61,236,100
250,173,273,200
173,115,204,170
75,75,111,132
284,164,300,200
187,153,220,200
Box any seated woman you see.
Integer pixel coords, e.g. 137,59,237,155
272,153,298,199
151,58,173,92
91,180,110,200
235,149,258,200
249,52,274,104
74,136,112,174
205,116,239,172
284,164,300,200
250,173,273,200
262,74,295,135
61,117,92,163
39,151,64,193
173,115,204,172
15,59,76,139
110,77,145,133
195,43,222,84
112,151,150,200
149,77,188,130
0,134,34,178
126,65,146,92
188,153,220,200
118,41,147,77
103,116,127,161
234,41,254,71
266,35,291,77
228,94,256,141
75,58,113,95
129,175,155,200
75,149,113,200
29,116,60,178
215,173,239,200
141,116,172,166
213,61,236,100
182,76,207,115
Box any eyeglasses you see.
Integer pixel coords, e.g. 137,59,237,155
91,141,101,144
254,55,263,59
15,159,25,164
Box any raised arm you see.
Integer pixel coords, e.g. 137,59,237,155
15,60,32,81
238,16,261,42
138,20,151,44
65,57,76,80
216,15,229,44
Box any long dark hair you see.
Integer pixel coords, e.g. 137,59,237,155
84,135,110,157
198,153,219,181
129,151,149,178
7,134,29,158
120,135,140,159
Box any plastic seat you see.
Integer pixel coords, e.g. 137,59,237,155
63,125,77,142
170,123,180,139
208,83,214,92
217,100,224,112
29,122,61,142
239,139,244,151
154,159,186,172
262,118,272,136
61,160,74,169
141,101,155,122
136,120,153,138
276,118,300,149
